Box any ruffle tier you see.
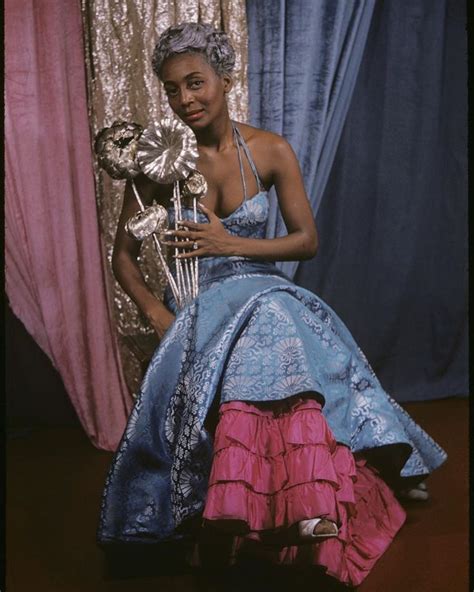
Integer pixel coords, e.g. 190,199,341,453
202,397,406,586
204,398,350,532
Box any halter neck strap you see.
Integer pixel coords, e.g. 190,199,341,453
232,122,264,201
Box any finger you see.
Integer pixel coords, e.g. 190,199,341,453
177,220,203,230
175,248,205,259
162,240,196,249
166,230,200,239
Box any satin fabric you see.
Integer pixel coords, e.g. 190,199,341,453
204,398,406,587
97,191,446,545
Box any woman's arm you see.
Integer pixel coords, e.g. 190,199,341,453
170,135,318,262
112,173,175,339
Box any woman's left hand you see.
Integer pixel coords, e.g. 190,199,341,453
161,203,237,259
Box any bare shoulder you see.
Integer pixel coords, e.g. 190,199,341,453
238,123,297,178
238,123,291,151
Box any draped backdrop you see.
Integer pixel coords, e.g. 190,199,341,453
293,0,468,401
5,0,131,450
5,0,467,451
246,0,376,279
5,0,247,449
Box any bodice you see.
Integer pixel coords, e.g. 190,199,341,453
167,190,269,239
164,191,289,310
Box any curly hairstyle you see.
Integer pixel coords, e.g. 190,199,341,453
152,22,235,79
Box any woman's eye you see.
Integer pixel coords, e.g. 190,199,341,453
189,80,204,89
165,87,178,97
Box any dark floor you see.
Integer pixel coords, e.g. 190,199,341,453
6,397,468,592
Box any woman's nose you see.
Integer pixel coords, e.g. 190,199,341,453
180,87,194,107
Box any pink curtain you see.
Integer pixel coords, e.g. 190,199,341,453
5,0,132,450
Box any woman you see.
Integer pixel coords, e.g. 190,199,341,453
98,23,446,587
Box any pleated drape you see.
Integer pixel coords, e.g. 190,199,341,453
5,0,132,451
295,0,468,402
246,0,375,279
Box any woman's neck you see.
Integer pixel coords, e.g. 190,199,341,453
193,109,234,152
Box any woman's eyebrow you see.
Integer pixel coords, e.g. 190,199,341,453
163,71,204,85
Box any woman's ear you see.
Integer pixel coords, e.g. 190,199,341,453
222,73,233,94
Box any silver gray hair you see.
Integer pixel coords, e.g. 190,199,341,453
152,22,235,79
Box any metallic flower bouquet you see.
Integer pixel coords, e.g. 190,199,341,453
95,119,207,309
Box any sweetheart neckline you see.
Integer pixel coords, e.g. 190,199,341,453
168,190,268,222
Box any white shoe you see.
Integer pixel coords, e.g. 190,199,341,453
298,518,339,541
399,482,430,501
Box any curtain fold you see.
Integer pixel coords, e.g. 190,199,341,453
246,0,375,279
81,0,249,394
5,0,132,450
295,0,468,401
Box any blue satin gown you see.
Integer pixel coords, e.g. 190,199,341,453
97,124,446,545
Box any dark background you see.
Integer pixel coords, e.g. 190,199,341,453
6,300,80,429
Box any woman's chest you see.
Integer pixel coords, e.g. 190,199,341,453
195,149,269,218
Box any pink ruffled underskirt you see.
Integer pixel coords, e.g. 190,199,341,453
201,397,406,587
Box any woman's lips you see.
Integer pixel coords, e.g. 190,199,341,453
184,110,205,122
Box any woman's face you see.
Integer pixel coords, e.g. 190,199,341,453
160,53,231,129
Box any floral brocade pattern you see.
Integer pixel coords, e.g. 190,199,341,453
97,192,447,544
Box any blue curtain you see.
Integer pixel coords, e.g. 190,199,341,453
294,0,468,401
246,0,376,278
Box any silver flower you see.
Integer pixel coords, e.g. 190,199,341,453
94,121,143,179
125,204,169,241
182,170,208,202
137,118,199,184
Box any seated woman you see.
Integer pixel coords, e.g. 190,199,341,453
97,22,447,587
